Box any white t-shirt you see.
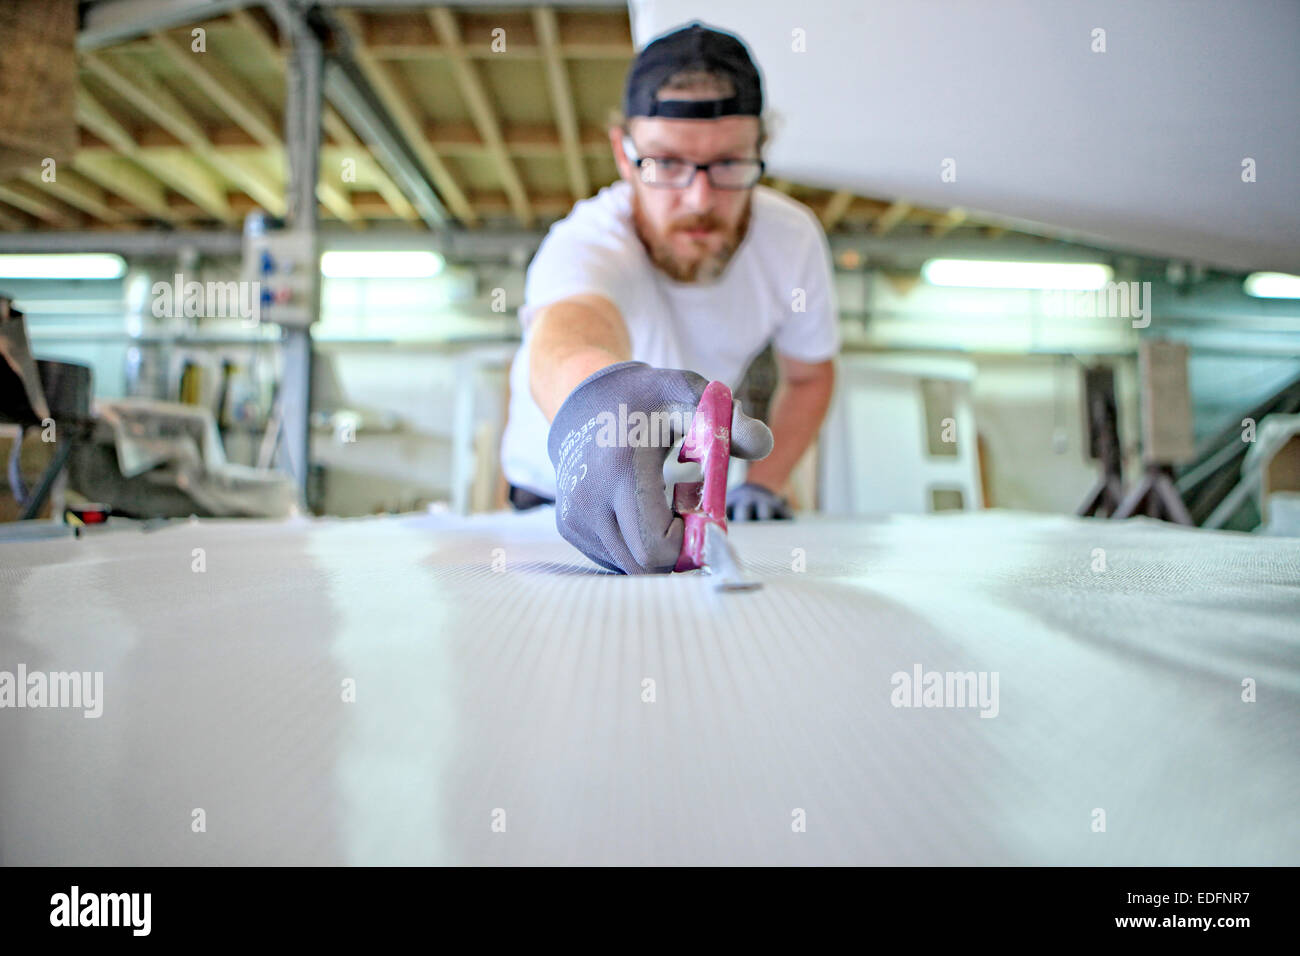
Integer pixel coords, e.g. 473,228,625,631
500,179,840,498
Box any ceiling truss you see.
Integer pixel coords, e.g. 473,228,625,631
0,3,1026,251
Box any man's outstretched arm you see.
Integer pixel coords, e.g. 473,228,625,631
529,293,631,422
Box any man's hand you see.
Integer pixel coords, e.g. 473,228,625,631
726,482,793,521
548,361,773,574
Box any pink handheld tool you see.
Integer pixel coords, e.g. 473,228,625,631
672,381,760,590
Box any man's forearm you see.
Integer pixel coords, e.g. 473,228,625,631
529,294,632,422
745,368,835,494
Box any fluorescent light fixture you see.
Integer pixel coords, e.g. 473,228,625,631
922,259,1113,290
0,253,126,280
1243,272,1300,299
320,250,445,279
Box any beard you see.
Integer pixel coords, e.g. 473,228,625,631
631,189,752,283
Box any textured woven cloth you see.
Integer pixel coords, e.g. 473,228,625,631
1,509,1296,864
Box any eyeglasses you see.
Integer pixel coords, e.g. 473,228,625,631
622,134,765,190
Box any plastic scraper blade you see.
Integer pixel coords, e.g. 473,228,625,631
672,380,761,591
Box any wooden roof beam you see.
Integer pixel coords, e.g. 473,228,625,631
872,200,912,236
364,9,632,61
0,182,80,228
337,10,477,226
930,207,967,239
319,113,413,221
153,32,361,226
322,106,358,149
427,7,531,226
425,122,606,155
71,153,175,222
74,87,233,222
84,52,284,219
318,181,363,228
819,190,855,231
463,191,574,218
74,87,138,155
152,30,282,149
242,6,395,225
227,8,281,63
17,167,125,224
533,6,590,202
0,204,28,231
82,52,210,151
156,151,241,221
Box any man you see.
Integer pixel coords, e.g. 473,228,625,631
499,21,839,574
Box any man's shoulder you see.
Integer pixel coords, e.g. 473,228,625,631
548,180,634,238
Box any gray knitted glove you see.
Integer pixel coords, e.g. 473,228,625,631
726,482,793,522
547,361,773,574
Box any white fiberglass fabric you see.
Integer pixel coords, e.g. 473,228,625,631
1,509,1296,864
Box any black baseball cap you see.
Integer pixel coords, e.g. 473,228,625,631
623,21,763,120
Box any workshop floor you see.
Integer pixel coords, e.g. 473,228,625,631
1,509,1297,864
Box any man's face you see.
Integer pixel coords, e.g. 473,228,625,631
612,113,761,283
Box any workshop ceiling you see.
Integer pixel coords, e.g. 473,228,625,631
0,4,1044,247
